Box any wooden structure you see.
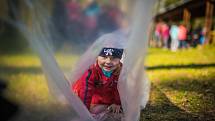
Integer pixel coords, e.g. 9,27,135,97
155,0,215,44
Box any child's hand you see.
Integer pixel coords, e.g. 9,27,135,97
107,104,122,114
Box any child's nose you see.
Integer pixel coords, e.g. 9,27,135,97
106,57,112,63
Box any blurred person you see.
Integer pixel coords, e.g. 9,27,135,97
170,23,179,51
187,26,194,47
154,21,162,47
66,0,84,42
161,22,170,49
192,25,202,47
97,1,122,35
67,0,82,22
83,0,101,43
178,23,188,49
199,26,207,45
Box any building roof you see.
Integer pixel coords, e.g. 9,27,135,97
155,0,215,21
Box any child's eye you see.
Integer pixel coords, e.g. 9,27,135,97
111,56,118,60
102,56,108,59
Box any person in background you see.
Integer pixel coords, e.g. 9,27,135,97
178,23,188,49
170,23,179,51
161,22,170,49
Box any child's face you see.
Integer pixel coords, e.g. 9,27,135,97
97,56,121,72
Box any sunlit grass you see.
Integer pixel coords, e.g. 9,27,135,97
146,46,215,66
142,45,215,121
0,53,78,121
0,54,40,67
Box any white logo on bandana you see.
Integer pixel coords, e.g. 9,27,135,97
104,48,114,56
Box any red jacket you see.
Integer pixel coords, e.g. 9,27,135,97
72,63,121,109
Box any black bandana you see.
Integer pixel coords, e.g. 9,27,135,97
99,48,123,59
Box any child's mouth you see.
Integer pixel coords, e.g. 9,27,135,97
104,65,113,70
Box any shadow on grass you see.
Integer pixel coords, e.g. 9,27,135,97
157,78,215,121
0,78,19,121
146,63,215,70
141,83,200,121
0,65,42,75
11,103,78,121
0,64,71,75
158,78,215,94
0,66,77,121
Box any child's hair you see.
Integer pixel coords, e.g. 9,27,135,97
113,63,122,75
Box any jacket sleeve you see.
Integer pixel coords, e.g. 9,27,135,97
76,69,95,109
114,87,121,105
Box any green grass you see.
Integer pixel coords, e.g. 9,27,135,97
0,46,215,121
141,46,215,121
0,54,78,121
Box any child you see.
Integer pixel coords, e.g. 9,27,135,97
72,44,124,120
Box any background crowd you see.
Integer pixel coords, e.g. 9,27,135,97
151,20,209,51
52,0,124,49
